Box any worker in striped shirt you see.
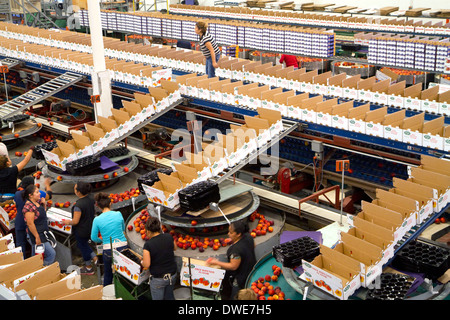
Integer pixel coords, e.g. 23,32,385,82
195,21,222,78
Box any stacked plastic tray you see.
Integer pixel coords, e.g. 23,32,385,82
178,180,220,212
391,241,450,281
65,155,101,176
137,168,173,194
100,146,130,159
33,141,58,160
272,236,320,268
366,273,414,300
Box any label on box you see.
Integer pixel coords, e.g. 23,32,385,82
365,122,384,137
316,112,332,127
180,258,225,293
301,109,317,123
383,126,403,142
348,119,365,134
403,130,423,146
422,134,444,150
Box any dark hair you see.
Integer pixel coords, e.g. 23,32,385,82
75,181,91,196
22,184,37,201
94,192,111,210
0,155,8,170
196,21,208,34
230,219,249,235
145,216,161,233
19,176,35,189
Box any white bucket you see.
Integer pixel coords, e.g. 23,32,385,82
102,284,116,300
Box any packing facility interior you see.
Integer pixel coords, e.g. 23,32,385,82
0,0,449,301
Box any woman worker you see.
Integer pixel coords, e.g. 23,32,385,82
195,21,222,78
206,219,256,300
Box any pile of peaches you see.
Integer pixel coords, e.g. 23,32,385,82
250,265,286,300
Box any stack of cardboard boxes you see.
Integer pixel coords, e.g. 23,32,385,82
302,155,449,300
0,235,103,300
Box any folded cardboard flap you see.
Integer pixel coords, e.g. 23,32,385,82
315,98,338,113
365,106,387,124
422,116,445,135
353,215,396,243
409,167,450,193
376,188,419,213
170,170,196,187
265,65,283,77
183,151,210,169
356,210,400,232
392,177,435,202
361,201,404,226
111,108,131,125
270,90,296,106
53,140,76,159
185,74,208,88
84,123,106,142
260,88,283,102
357,76,376,90
0,254,44,289
298,69,318,83
328,73,347,86
0,252,23,266
332,101,353,116
35,274,82,300
286,68,306,81
209,79,231,91
300,95,323,109
387,81,406,95
247,85,271,100
286,92,309,107
122,100,143,116
347,226,393,251
69,132,91,151
176,73,198,86
222,81,244,94
56,285,103,300
243,115,270,133
312,254,359,283
401,113,424,131
256,107,282,125
312,71,332,85
439,90,450,104
419,155,450,176
403,83,422,99
173,163,200,179
383,109,405,126
203,142,226,162
335,235,382,269
157,172,184,189
134,93,155,108
420,85,440,102
243,61,262,73
229,124,258,142
348,103,370,120
197,77,219,90
236,82,259,95
342,74,361,89
275,66,295,79
14,262,61,299
253,62,274,75
319,244,362,273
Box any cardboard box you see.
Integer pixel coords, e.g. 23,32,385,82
13,262,62,299
112,248,149,285
56,285,103,300
301,250,361,300
180,257,225,292
391,178,435,224
0,254,44,290
35,272,82,300
408,167,450,212
42,140,77,171
375,188,419,230
46,207,72,234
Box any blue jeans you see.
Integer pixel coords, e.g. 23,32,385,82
149,272,177,300
102,245,127,286
15,229,28,259
74,231,96,266
31,241,56,266
205,54,220,78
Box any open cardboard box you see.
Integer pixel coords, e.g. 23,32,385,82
336,232,384,287
391,177,435,224
301,246,361,300
180,257,225,293
382,109,405,141
421,116,445,150
330,101,352,130
361,200,406,241
408,167,450,212
364,107,387,137
201,143,229,177
142,173,181,210
113,248,149,285
212,132,246,167
403,83,422,111
68,131,94,159
315,98,337,127
419,155,450,176
348,103,370,134
0,254,44,290
57,285,103,300
133,92,156,118
229,123,259,157
375,188,418,230
46,207,72,234
401,113,424,146
42,140,77,171
182,151,214,181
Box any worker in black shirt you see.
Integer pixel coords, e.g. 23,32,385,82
0,147,34,201
141,216,178,300
207,219,256,300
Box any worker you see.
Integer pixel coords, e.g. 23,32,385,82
14,176,52,259
195,21,222,78
279,54,299,69
23,184,56,266
206,219,256,300
141,216,178,300
62,181,97,275
90,192,127,286
0,147,34,201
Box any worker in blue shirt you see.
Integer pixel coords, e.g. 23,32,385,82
90,192,127,286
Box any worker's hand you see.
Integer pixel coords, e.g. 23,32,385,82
206,257,218,265
44,177,52,188
213,61,219,69
35,236,41,245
